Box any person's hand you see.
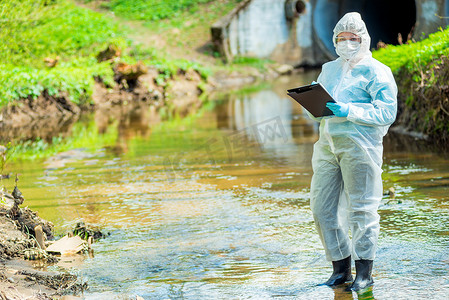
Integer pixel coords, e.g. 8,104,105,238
326,102,349,117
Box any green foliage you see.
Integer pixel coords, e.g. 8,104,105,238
231,56,274,71
405,94,414,106
0,58,114,106
105,0,215,21
0,0,214,108
126,46,212,82
373,27,449,76
0,0,127,107
153,57,211,80
0,0,127,67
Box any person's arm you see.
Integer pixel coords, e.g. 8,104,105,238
346,68,397,126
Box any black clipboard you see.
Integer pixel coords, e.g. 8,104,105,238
287,83,336,117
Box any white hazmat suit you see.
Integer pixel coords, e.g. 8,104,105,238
309,12,397,262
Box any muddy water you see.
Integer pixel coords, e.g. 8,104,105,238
8,73,449,299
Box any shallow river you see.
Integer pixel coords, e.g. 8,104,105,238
8,73,449,299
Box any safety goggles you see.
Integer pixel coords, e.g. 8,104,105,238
335,36,361,43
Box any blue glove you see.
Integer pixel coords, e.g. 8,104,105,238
326,102,349,117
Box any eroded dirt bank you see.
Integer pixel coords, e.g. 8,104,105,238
0,62,205,143
392,55,449,147
0,57,290,144
0,187,87,299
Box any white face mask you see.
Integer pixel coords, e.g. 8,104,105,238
336,40,361,61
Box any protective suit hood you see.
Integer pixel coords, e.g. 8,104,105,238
333,12,371,65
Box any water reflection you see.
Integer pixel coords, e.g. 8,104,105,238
212,82,318,170
9,72,449,299
0,107,79,143
331,285,375,300
95,101,155,154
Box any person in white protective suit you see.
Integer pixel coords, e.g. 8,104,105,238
308,12,397,291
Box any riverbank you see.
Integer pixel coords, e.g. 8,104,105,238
0,187,87,299
374,27,449,147
0,0,293,145
0,56,291,146
392,55,449,147
0,1,295,146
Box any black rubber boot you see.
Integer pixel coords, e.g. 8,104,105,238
319,256,353,286
347,259,374,291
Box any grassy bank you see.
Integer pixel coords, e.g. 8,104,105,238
0,0,123,107
0,0,274,109
0,0,215,108
1,0,277,165
94,0,243,59
373,28,449,79
87,0,274,71
374,27,449,145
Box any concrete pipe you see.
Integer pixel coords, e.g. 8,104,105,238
285,0,307,20
313,0,418,58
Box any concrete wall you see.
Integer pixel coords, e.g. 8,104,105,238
228,0,288,58
211,0,318,66
211,0,449,66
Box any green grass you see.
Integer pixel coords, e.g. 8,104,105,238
103,0,216,21
373,27,449,77
0,0,215,108
125,45,212,89
231,56,274,72
373,26,449,141
102,0,243,62
0,1,127,66
0,58,114,106
0,0,129,106
82,0,267,78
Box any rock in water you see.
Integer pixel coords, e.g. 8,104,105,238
46,235,87,255
274,64,294,75
12,186,24,205
34,225,46,250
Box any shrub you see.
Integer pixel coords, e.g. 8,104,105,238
373,27,449,76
